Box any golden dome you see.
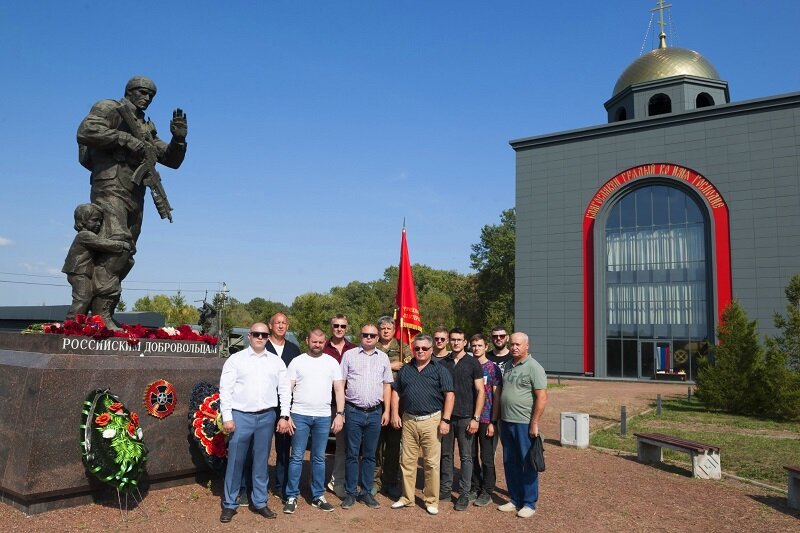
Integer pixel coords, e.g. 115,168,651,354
612,47,720,96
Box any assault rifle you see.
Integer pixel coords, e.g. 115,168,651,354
117,104,174,222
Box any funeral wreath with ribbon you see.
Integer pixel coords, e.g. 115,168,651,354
80,389,147,490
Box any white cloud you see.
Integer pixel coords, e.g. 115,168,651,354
0,236,12,246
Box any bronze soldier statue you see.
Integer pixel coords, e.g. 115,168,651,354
70,76,188,327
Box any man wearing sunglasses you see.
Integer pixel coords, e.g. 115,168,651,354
372,316,411,499
219,322,292,523
432,326,450,359
323,314,356,498
487,326,511,375
389,334,454,516
339,324,393,510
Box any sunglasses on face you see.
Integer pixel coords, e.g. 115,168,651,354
434,337,447,342
249,331,269,339
414,346,432,352
361,332,378,339
332,324,347,329
492,334,507,339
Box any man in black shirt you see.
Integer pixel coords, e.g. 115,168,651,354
266,313,302,500
389,334,454,516
487,326,512,376
439,328,485,511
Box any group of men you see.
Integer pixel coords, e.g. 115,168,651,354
218,314,547,523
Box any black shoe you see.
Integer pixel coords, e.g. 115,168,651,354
467,490,478,503
250,505,277,519
454,493,470,511
341,495,356,509
312,496,335,512
283,497,297,514
357,493,381,509
473,491,492,507
439,490,451,501
219,508,236,523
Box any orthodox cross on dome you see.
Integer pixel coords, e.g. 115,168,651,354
651,0,672,49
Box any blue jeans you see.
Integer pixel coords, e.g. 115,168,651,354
223,409,276,509
499,421,539,509
286,413,331,499
344,404,382,497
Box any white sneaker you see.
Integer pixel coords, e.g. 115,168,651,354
426,505,439,515
391,500,408,509
498,501,518,512
517,506,536,518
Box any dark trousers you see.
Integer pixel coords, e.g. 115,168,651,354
470,422,499,495
439,416,474,496
374,424,402,489
273,427,291,496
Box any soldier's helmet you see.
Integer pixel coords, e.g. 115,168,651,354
125,76,157,95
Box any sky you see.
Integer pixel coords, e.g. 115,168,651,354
1,1,799,309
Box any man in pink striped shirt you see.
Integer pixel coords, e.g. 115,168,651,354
339,324,393,510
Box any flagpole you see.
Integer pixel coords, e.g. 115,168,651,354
399,225,405,361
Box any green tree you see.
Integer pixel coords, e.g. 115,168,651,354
696,300,764,415
770,274,800,371
763,274,800,419
116,298,127,312
132,292,199,326
471,208,515,331
245,297,289,324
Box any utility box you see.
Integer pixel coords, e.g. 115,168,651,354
560,412,589,448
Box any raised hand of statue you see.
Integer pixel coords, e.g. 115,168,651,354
170,108,188,141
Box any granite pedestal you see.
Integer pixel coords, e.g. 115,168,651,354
0,332,224,514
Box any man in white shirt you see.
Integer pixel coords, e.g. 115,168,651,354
282,329,345,514
219,322,292,523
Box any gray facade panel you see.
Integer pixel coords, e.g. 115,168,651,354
515,92,800,376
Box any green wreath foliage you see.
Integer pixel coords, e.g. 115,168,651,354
80,389,148,490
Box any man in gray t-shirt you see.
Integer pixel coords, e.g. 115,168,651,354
498,332,547,519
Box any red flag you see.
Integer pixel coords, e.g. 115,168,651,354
394,227,422,344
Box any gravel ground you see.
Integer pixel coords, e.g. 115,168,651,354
3,379,798,532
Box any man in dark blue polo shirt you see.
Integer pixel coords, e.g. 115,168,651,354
389,334,454,516
439,328,485,510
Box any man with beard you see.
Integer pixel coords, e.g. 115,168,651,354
283,329,345,514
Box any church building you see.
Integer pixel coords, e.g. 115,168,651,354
512,6,800,380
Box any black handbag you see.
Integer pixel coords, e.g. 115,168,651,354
529,433,546,472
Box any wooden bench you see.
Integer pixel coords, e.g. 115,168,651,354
785,465,800,509
634,432,721,479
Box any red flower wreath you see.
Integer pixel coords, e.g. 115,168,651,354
192,393,227,458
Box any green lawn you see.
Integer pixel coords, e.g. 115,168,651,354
590,397,800,486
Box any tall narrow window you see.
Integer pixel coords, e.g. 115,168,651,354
605,184,710,380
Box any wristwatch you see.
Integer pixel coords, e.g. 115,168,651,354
280,415,289,421
336,411,345,417
442,418,451,425
472,416,480,422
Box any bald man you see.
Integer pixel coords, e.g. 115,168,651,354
219,322,292,523
497,332,548,519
